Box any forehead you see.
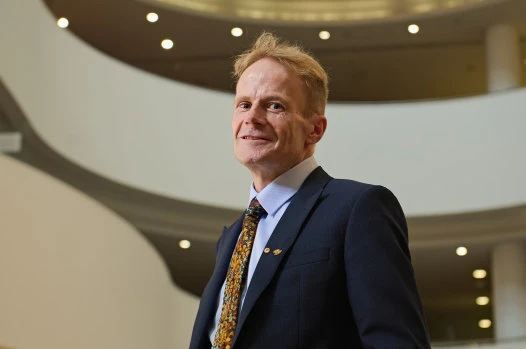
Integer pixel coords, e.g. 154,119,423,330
236,58,303,93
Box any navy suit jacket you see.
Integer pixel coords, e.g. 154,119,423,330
190,167,430,349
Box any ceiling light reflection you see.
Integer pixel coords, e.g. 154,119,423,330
319,31,331,40
146,12,159,22
408,24,420,34
57,17,69,28
179,239,191,249
161,39,174,50
473,269,487,279
231,27,243,37
478,319,492,329
476,296,490,306
456,246,468,256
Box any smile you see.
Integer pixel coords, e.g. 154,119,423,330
241,136,268,140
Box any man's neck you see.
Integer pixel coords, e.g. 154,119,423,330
250,157,316,192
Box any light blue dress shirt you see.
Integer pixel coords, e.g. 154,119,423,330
208,156,319,344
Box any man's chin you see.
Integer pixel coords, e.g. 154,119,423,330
235,148,264,163
237,156,265,168
235,153,271,170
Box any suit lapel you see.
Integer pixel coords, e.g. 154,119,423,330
233,167,331,345
191,217,243,349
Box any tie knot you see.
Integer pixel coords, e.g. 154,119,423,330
246,198,266,219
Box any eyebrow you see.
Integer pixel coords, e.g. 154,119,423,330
234,94,289,103
234,95,250,103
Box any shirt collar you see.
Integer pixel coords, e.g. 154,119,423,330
248,156,318,217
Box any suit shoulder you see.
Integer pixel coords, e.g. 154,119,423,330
324,177,376,196
324,178,401,208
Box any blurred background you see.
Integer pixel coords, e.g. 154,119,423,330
1,0,525,348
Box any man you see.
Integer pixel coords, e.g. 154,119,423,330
190,32,430,349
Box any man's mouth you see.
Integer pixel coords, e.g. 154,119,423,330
241,136,268,140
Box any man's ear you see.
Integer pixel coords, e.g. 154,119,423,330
307,114,327,145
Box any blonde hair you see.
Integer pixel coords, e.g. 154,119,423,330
233,32,328,116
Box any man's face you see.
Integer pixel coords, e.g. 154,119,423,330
232,58,317,177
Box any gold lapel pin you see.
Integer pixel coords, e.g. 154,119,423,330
273,249,282,256
263,247,270,254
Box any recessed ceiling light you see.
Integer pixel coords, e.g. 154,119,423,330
476,296,490,306
231,27,243,37
179,239,191,249
319,30,331,40
456,246,468,256
478,319,492,329
146,12,159,23
57,17,69,29
473,269,487,279
161,39,174,50
408,24,420,34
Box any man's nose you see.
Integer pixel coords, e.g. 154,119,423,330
244,106,266,124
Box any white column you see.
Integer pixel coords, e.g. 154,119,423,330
485,24,522,92
491,242,526,340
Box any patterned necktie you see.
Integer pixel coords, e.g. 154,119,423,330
212,198,266,349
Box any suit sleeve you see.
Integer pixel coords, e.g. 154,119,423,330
344,185,431,349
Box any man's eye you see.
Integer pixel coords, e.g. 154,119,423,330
269,103,283,110
239,102,251,109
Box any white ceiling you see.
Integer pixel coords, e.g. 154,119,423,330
44,0,526,101
138,0,510,25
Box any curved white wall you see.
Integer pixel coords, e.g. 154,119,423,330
1,0,525,215
0,154,199,349
1,154,522,348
